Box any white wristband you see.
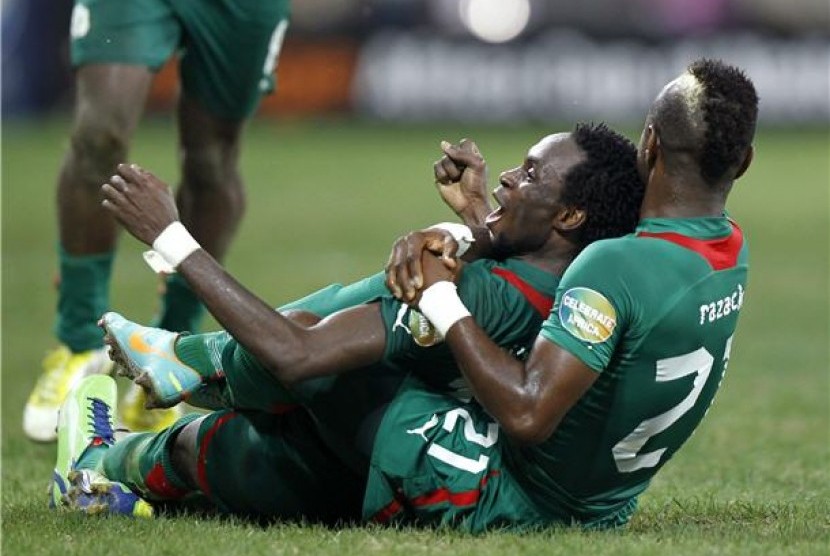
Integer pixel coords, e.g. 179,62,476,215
418,281,472,338
142,221,201,274
429,222,474,257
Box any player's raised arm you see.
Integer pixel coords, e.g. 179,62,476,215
386,139,498,301
101,163,387,383
434,138,492,226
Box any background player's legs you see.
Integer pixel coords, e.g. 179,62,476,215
152,0,290,333
56,65,151,345
24,65,153,442
58,65,152,256
121,97,249,434
154,97,246,334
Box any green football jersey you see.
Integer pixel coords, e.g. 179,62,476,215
520,216,748,524
379,257,558,395
300,258,558,477
364,257,560,530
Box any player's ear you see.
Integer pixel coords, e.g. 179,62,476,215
644,124,660,170
735,145,754,179
554,206,586,233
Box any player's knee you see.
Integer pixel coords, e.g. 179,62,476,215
170,418,202,490
284,310,322,328
69,118,130,177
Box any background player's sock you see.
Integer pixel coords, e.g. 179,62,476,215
54,247,114,351
156,273,206,333
99,415,200,501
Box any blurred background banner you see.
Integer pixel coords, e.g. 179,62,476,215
353,31,829,123
3,0,829,122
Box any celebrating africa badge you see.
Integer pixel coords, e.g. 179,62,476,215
559,287,617,343
409,309,441,347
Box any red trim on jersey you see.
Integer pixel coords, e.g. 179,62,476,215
410,486,479,507
145,463,190,500
636,221,744,271
371,472,500,522
372,497,404,524
491,267,553,317
409,470,500,509
196,412,239,496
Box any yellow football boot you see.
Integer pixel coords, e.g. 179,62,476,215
24,346,112,442
118,383,183,433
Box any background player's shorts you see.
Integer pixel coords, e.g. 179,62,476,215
193,408,365,522
69,0,291,119
363,379,551,532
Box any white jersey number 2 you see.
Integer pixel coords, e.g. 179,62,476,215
612,336,733,473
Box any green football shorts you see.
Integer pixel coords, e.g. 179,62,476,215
69,0,291,119
192,408,365,521
363,379,550,532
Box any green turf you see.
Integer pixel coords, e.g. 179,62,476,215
2,119,828,555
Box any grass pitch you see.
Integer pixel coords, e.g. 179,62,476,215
2,119,828,555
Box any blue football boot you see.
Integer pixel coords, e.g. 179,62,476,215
98,312,202,409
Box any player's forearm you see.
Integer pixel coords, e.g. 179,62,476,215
443,320,550,444
175,250,315,382
176,250,385,385
453,197,496,260
456,200,493,229
461,226,495,261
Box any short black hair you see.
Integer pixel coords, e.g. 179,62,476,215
653,59,758,187
688,58,759,185
559,122,644,250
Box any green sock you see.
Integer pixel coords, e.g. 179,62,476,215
54,247,114,352
156,273,206,333
100,415,200,501
174,332,296,411
221,335,298,410
278,271,387,316
174,332,230,381
74,442,110,472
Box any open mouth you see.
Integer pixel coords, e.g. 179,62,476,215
485,189,506,226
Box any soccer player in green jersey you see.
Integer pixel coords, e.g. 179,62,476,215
52,124,644,523
383,58,758,529
24,0,292,441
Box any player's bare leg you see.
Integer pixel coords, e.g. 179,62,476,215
154,96,247,334
24,65,153,442
169,417,202,490
57,65,152,256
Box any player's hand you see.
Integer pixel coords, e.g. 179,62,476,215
433,139,491,225
420,250,460,292
101,163,180,246
385,229,461,302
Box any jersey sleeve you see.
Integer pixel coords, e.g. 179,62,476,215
539,240,636,372
379,261,546,363
277,271,388,317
